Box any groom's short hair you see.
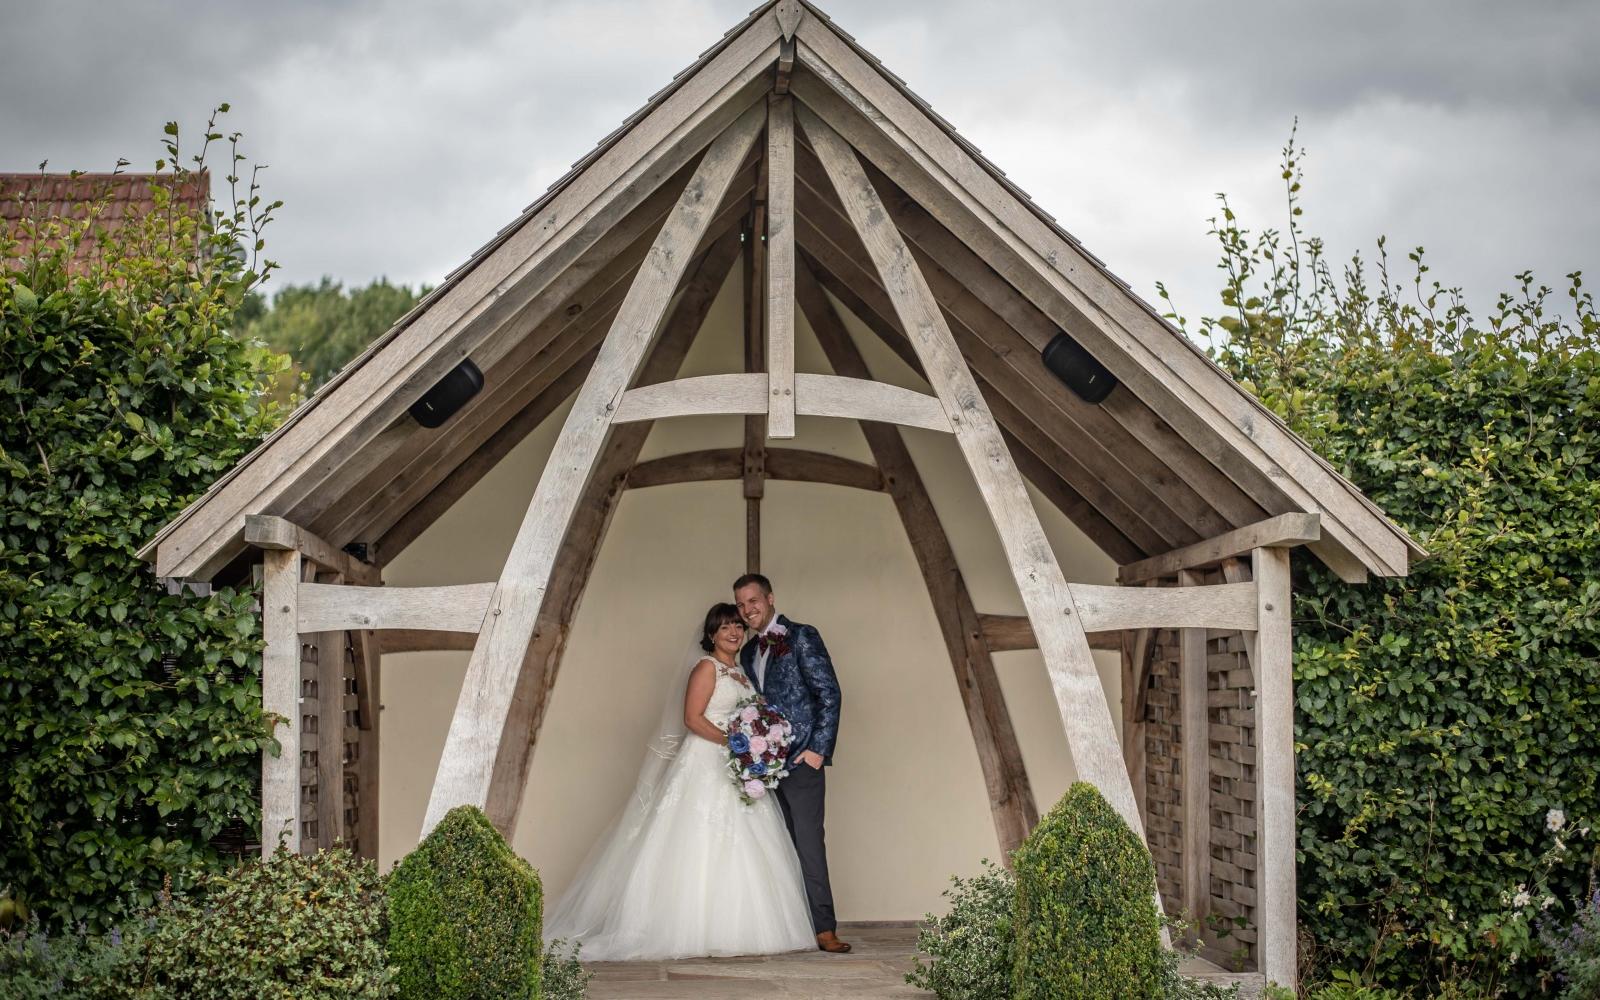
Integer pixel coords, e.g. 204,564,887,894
732,572,772,595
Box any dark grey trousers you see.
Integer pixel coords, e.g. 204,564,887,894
776,762,836,934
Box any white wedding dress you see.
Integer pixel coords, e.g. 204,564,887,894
543,657,815,961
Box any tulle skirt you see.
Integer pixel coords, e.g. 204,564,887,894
542,736,815,961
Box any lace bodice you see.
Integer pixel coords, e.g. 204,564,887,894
701,656,755,727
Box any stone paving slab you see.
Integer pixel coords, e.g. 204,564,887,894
582,922,1264,999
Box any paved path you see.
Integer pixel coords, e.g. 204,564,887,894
581,923,1264,999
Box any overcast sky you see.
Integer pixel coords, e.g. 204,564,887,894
4,0,1596,332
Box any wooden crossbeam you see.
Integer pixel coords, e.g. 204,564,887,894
610,372,952,432
798,257,1038,855
1118,512,1321,585
971,579,1257,641
625,447,885,493
795,103,1146,838
423,104,767,835
297,582,495,635
977,615,1137,653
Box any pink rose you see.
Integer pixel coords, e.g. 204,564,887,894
740,705,760,723
749,735,769,755
743,779,766,799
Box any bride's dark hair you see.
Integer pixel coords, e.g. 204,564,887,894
701,602,744,652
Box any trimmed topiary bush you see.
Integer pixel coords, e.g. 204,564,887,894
1012,782,1163,999
122,846,394,999
387,805,542,1000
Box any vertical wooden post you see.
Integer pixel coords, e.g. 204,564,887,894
742,159,768,572
261,548,302,855
313,570,346,847
1252,545,1296,986
352,629,381,860
795,103,1144,838
423,103,766,835
765,92,796,439
1120,627,1153,827
1178,569,1211,930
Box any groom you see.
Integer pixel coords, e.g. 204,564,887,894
733,573,851,954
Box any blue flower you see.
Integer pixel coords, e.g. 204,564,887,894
727,732,750,755
749,760,767,776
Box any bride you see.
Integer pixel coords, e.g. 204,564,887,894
542,603,815,960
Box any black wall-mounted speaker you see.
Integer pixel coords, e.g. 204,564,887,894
1040,331,1117,404
409,358,484,428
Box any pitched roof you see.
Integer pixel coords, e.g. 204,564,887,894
0,171,209,274
139,0,1420,583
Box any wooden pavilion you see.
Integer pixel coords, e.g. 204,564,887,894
141,1,1420,983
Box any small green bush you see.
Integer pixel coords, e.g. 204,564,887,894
1012,782,1163,999
123,847,393,999
907,858,1016,1000
0,915,145,1000
1550,889,1600,999
387,805,542,1000
541,939,592,1000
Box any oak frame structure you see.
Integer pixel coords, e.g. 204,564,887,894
143,2,1419,985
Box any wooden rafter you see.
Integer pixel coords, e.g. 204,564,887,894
795,103,1146,837
483,232,746,831
423,104,767,834
1119,512,1321,585
797,256,1038,854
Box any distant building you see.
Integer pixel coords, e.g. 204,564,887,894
0,170,209,275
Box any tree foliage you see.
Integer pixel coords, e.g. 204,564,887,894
238,276,426,397
1162,126,1600,994
0,108,290,928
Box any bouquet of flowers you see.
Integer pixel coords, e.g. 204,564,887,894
725,696,793,805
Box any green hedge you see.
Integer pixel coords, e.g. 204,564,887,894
1163,133,1600,994
0,111,291,928
387,805,543,1000
1011,782,1163,999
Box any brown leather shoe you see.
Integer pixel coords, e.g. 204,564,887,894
816,930,852,953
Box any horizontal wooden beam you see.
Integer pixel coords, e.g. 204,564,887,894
978,580,1257,639
378,629,479,654
297,582,495,634
623,447,885,493
245,514,380,586
979,613,1119,652
1117,512,1321,585
611,372,953,432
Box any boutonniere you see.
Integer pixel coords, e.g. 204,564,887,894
757,625,791,658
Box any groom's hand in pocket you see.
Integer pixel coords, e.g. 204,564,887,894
797,750,824,770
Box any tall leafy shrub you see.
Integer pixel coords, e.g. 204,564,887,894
387,805,543,1000
0,109,290,927
1161,129,1600,993
1011,782,1164,999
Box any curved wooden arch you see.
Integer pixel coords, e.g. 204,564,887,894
610,372,954,433
626,447,884,493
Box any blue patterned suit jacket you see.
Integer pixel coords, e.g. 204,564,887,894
740,615,842,765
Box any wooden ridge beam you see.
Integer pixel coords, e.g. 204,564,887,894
799,257,1038,853
423,103,765,834
796,102,1145,838
1118,512,1322,585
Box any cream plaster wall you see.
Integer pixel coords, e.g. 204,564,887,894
377,268,1123,920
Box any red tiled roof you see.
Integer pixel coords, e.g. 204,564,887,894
1,171,209,274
